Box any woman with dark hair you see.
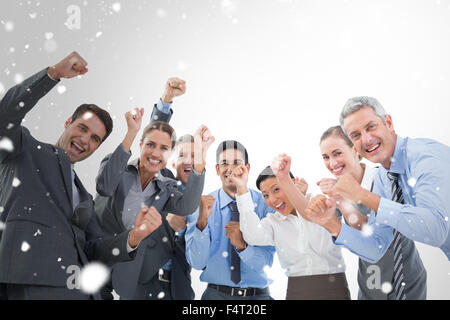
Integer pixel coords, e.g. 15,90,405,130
231,164,350,300
94,107,214,300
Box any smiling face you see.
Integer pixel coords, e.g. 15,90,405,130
173,141,194,185
343,106,397,169
215,148,249,195
139,129,172,176
260,177,295,216
320,134,361,178
58,111,106,163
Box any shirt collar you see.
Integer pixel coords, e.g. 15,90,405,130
388,135,407,175
218,188,236,210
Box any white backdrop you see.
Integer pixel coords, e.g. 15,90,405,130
1,0,449,299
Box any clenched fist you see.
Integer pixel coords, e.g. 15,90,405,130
47,51,88,80
193,124,215,173
196,195,215,231
128,206,163,248
304,195,341,237
161,77,186,103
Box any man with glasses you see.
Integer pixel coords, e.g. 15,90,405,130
185,140,275,300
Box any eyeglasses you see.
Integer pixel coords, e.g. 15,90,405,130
218,159,245,168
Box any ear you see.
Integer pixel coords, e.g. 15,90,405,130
384,114,394,130
215,164,220,176
64,117,72,129
245,163,250,173
172,161,176,169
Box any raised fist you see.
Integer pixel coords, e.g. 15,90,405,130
47,51,88,80
161,77,186,103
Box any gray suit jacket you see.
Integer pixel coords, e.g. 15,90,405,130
0,69,134,298
94,132,204,299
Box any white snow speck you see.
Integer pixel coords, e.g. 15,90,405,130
222,251,229,258
12,177,21,188
29,13,37,19
112,2,121,12
95,31,102,38
21,241,31,252
4,21,14,32
45,32,54,40
33,229,42,237
57,85,66,94
162,237,168,243
381,282,393,294
0,82,5,95
0,137,14,152
79,262,110,294
156,8,167,18
44,39,58,53
0,206,4,213
361,224,373,237
112,248,120,256
157,291,165,299
14,74,24,84
57,257,62,262
347,214,358,225
407,177,417,187
82,112,93,120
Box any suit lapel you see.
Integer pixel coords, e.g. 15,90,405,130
53,146,73,209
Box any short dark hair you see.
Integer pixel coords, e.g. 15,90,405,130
70,104,113,142
175,134,194,147
256,166,294,190
216,140,249,165
141,121,177,149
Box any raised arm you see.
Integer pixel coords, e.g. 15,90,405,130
270,154,309,215
95,107,144,196
230,164,275,246
0,51,87,162
149,77,186,123
163,125,214,215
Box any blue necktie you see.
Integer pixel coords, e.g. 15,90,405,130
228,201,241,285
387,172,407,300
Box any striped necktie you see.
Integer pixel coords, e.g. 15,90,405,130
228,201,241,285
387,172,406,300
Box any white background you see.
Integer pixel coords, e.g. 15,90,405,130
1,0,449,299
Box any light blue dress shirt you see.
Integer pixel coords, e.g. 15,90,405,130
185,188,275,289
335,135,450,262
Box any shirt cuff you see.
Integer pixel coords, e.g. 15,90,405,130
156,99,172,114
236,191,253,211
46,69,60,82
126,232,138,253
334,222,353,246
375,197,403,229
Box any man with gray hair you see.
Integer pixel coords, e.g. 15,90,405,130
303,96,450,299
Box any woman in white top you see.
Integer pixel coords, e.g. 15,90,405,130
231,164,350,300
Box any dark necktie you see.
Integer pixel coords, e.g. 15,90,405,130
387,172,407,300
228,201,241,285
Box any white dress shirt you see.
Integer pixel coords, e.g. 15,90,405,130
237,191,346,277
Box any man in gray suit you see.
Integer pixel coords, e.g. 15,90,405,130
0,51,161,299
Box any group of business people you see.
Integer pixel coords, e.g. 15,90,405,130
0,51,449,300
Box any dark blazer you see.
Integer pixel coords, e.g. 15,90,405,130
0,69,134,298
94,107,202,299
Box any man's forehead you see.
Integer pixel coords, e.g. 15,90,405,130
343,107,379,132
219,148,245,161
72,111,106,136
177,141,194,153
